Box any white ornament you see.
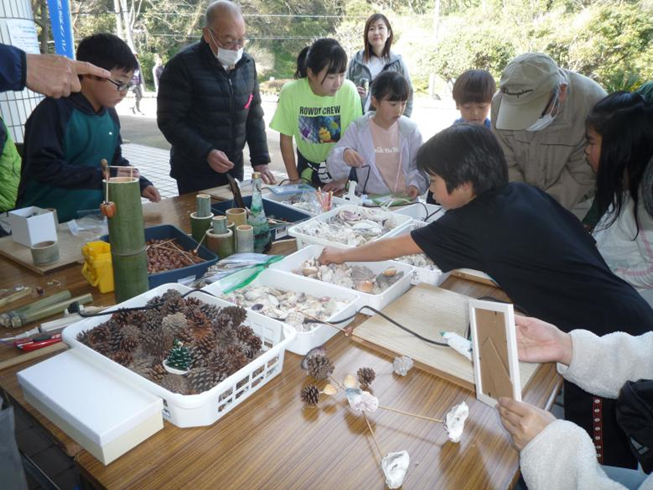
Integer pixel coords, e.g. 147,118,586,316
443,401,469,443
381,450,410,489
345,388,379,413
392,356,414,376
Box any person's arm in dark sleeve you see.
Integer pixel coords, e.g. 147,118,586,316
22,99,103,189
156,55,214,166
245,66,270,167
0,44,26,92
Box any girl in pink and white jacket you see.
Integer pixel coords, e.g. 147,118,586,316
326,71,428,199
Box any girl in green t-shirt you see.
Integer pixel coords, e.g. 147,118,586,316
270,38,362,189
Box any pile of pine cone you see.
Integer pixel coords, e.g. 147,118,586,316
77,290,263,395
146,239,204,274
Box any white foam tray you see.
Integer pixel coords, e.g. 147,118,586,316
203,269,360,355
264,192,348,216
393,202,444,223
63,284,296,428
386,220,450,287
270,245,412,313
288,204,413,250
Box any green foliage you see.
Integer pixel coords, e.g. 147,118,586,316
426,16,516,85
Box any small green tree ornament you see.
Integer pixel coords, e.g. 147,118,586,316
165,339,192,373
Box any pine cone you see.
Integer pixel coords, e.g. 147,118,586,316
188,346,209,369
187,367,218,394
192,334,217,359
108,330,125,354
76,329,91,345
306,354,334,381
148,363,167,383
94,342,111,357
236,326,262,359
215,326,237,346
87,325,111,346
120,336,139,353
160,291,186,316
300,385,320,407
161,312,187,336
121,324,141,342
127,310,148,326
223,345,249,374
143,308,163,328
141,328,166,356
112,308,132,327
112,350,133,367
184,297,202,309
187,308,211,330
130,359,154,379
199,303,220,322
357,367,376,390
160,374,188,395
221,306,247,327
207,350,229,378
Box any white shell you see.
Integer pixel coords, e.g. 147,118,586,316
345,388,378,413
393,356,414,376
381,450,410,489
443,401,469,443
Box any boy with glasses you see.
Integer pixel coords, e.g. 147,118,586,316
17,33,160,222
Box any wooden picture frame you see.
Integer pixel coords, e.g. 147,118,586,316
468,299,522,406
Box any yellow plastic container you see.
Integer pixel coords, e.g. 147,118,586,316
81,241,114,294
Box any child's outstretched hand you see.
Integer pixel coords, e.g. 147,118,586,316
515,316,573,366
497,397,556,451
142,185,161,203
343,149,365,168
319,247,346,265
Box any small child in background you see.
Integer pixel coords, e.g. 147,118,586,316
17,33,160,223
452,69,496,127
270,38,362,189
327,71,427,199
427,69,496,204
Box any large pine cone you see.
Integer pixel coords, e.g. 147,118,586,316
108,330,125,354
215,326,237,347
120,336,139,353
199,304,221,322
121,324,141,342
223,345,249,375
161,312,187,336
187,367,218,395
87,325,111,347
236,326,262,359
300,385,320,407
193,334,217,358
357,367,376,390
220,306,247,327
112,350,133,367
143,308,163,328
160,291,186,316
141,328,166,356
112,308,132,327
130,359,154,379
148,363,167,383
160,374,188,395
306,354,334,381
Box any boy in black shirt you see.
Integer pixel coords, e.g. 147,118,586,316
321,123,653,468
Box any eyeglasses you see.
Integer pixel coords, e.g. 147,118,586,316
106,78,135,92
208,28,247,50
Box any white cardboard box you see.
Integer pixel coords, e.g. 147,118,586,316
8,206,57,247
18,350,163,465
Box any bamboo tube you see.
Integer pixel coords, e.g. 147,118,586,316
108,177,149,302
0,288,32,308
3,294,93,328
196,194,212,218
0,290,72,327
212,215,228,234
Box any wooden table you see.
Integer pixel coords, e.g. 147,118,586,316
0,192,562,490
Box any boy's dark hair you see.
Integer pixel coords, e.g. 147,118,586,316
371,71,410,102
295,39,347,82
452,70,496,105
587,91,653,233
363,14,393,62
416,123,508,195
77,33,138,73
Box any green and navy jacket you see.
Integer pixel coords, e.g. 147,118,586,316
17,93,152,222
0,118,21,212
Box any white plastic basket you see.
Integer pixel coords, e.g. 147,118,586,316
264,192,348,216
386,220,450,287
62,284,296,428
393,202,444,223
288,204,413,250
203,269,360,355
270,245,413,312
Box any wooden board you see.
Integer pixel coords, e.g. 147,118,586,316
0,223,102,275
352,283,539,392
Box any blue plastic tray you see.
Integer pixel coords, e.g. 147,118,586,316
211,197,311,241
102,224,218,289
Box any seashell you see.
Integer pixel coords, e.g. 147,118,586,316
383,267,397,277
343,374,358,389
381,451,410,489
302,266,318,276
268,295,279,307
355,280,374,294
393,356,414,376
251,303,264,311
321,384,338,396
245,290,262,301
443,401,469,443
346,388,378,413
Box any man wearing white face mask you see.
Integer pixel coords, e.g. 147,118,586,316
491,53,606,211
157,0,274,193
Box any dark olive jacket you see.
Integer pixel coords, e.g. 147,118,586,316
157,39,270,192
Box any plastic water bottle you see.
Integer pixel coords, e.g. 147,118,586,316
248,172,271,253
